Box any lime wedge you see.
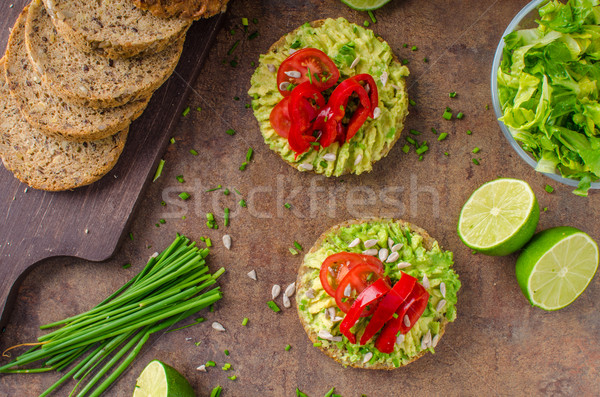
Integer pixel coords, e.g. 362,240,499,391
133,360,195,397
340,0,392,11
457,178,539,256
516,227,599,311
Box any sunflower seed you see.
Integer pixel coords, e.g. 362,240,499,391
378,248,389,262
267,63,276,73
318,330,333,340
397,262,412,269
396,334,404,345
391,243,404,252
373,106,381,119
151,252,159,258
284,70,301,78
386,251,400,263
283,294,291,308
350,55,360,69
272,284,281,299
186,337,192,341
431,334,440,347
331,336,342,342
323,153,336,162
212,322,226,332
391,84,402,91
422,274,430,289
440,282,446,298
223,234,232,250
380,71,388,87
362,352,373,364
332,316,344,322
388,238,394,249
348,237,361,248
421,330,432,350
285,282,296,297
354,154,363,165
328,307,336,321
403,315,410,327
362,249,378,256
305,288,315,299
436,299,446,312
197,365,207,372
364,83,371,93
279,81,290,91
344,283,352,297
247,270,257,280
300,163,313,171
364,239,379,248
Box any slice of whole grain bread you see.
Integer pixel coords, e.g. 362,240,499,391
42,0,190,58
132,0,228,20
26,0,184,109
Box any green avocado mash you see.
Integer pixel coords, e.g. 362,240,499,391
296,220,461,368
248,18,410,177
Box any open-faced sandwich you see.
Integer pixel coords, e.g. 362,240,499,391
249,18,410,176
296,219,461,369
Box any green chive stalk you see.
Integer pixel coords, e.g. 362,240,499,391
0,235,224,397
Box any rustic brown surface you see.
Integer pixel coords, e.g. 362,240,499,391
0,4,224,328
1,0,600,396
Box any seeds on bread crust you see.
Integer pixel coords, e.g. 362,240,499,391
27,0,184,109
42,0,191,58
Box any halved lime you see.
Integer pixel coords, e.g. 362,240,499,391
516,227,599,311
340,0,392,11
133,360,195,397
457,178,539,256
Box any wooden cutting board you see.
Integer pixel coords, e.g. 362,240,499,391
0,2,225,329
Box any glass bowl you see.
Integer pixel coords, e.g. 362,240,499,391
490,0,600,190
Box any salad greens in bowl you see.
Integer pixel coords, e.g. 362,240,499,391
491,0,600,196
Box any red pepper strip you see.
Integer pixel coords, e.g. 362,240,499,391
359,272,417,345
287,82,326,153
374,283,430,354
325,78,371,143
339,278,390,344
352,74,379,118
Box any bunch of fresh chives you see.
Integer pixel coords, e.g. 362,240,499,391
0,234,224,397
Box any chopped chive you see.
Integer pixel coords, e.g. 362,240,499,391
222,363,231,371
190,149,199,156
242,317,249,326
284,203,292,209
320,160,327,168
423,57,429,62
242,17,248,26
294,241,303,251
363,20,370,27
418,155,424,161
545,184,554,193
252,18,258,24
182,216,186,220
402,59,409,65
239,199,247,208
234,96,240,101
368,10,376,23
228,375,237,381
239,162,248,171
411,46,418,51
466,129,473,135
245,103,250,108
206,361,216,367
449,92,457,98
392,312,399,319
196,107,202,112
122,263,131,269
248,31,259,40
409,129,421,135
250,61,255,67
153,159,165,182
207,213,215,221
246,147,254,162
267,301,281,313
472,158,480,165
206,185,222,192
230,59,238,67
205,238,212,248
324,388,336,397
402,144,410,153
485,104,489,110
444,152,449,156
416,146,429,155
409,99,416,106
289,247,299,255
128,232,134,241
224,349,230,356
313,342,322,347
228,40,240,55
431,127,438,134
307,66,313,84
195,341,201,346
226,129,236,136
544,207,549,212
456,112,464,119
170,137,175,144
161,201,166,206
285,344,291,351
405,136,416,145
442,110,452,120
296,388,308,397
224,208,230,227
403,43,408,48
176,175,185,183
438,132,448,141
472,147,480,154
182,107,190,117
159,219,166,224
210,386,222,397
179,192,190,200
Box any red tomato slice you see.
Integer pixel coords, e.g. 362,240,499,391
269,97,291,138
319,252,385,297
287,82,326,154
277,48,340,97
335,263,387,315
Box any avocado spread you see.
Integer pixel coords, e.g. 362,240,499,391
297,220,461,368
248,18,410,177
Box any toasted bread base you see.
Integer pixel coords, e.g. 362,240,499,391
296,218,449,370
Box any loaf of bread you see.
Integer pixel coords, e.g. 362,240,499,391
42,0,191,58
